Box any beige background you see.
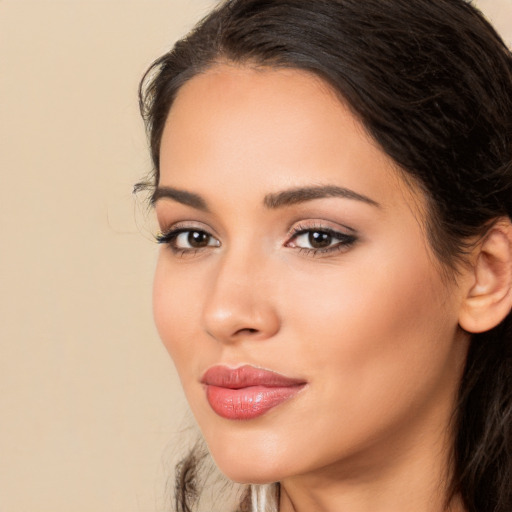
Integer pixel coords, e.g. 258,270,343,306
0,1,510,511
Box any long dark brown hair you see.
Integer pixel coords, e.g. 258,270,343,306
138,1,512,510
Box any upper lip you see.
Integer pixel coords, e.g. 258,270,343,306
201,365,306,389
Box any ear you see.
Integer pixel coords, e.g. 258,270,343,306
459,218,512,333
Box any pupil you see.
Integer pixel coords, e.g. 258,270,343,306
188,231,210,247
309,231,332,248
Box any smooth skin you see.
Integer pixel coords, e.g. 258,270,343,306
153,65,512,512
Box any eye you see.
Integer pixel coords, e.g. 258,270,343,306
156,227,220,253
287,226,357,254
295,231,334,249
174,230,217,249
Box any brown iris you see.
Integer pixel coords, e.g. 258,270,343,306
309,231,332,248
188,231,211,248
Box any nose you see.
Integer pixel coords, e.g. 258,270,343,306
202,248,280,343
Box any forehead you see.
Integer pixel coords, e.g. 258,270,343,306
160,64,425,215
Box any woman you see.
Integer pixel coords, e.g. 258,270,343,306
137,0,512,511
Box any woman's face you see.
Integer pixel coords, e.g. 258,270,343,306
153,65,470,484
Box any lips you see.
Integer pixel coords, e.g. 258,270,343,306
201,365,306,420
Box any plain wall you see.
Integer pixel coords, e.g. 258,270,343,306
0,2,213,511
0,1,510,511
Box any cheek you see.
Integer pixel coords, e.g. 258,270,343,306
284,241,458,412
152,255,202,372
256,248,461,472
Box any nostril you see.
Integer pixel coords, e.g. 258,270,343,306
235,327,259,335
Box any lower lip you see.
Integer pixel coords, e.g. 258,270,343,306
205,384,305,420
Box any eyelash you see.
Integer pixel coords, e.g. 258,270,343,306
155,226,219,257
286,223,357,256
155,223,357,257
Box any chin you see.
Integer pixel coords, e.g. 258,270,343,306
213,460,283,485
203,429,290,484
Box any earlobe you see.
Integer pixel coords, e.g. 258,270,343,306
459,218,512,334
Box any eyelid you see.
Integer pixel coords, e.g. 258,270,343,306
155,228,219,245
155,218,358,258
155,221,221,256
285,220,358,255
156,220,218,238
286,219,357,238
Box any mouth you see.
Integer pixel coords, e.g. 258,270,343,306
201,365,307,420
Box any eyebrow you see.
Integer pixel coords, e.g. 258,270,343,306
263,185,380,209
152,184,380,210
152,186,209,211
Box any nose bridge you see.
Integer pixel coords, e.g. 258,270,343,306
202,239,280,342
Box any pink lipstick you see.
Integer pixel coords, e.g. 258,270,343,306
201,365,306,420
